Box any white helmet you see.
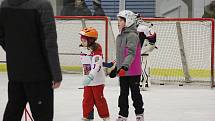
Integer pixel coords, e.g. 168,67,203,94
117,10,136,27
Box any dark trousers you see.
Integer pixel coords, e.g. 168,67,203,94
3,81,53,121
118,75,144,117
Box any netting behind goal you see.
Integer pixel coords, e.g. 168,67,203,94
55,16,116,73
142,18,214,87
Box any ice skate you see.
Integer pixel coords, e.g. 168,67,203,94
82,118,93,121
116,115,127,121
103,117,110,121
140,79,147,91
136,113,144,121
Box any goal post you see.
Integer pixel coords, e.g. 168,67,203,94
54,16,116,73
141,18,215,88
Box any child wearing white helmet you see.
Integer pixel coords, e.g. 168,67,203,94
112,10,144,121
79,27,110,121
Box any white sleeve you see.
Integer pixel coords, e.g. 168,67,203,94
137,24,155,37
89,55,103,77
137,24,149,35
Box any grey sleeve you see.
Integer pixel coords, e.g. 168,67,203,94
38,1,62,82
122,33,139,68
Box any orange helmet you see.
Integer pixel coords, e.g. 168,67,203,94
79,27,98,40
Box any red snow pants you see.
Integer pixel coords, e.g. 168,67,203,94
83,84,109,118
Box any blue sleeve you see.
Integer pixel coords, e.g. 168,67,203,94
103,62,114,68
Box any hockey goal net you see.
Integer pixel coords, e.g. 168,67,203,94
0,17,214,88
141,18,215,88
55,16,116,73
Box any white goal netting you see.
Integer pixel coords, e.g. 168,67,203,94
142,18,214,86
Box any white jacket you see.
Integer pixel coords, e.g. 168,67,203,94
80,47,105,86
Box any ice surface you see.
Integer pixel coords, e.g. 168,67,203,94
0,73,215,121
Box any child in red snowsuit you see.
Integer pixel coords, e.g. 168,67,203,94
79,27,110,121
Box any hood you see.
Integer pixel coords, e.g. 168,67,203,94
122,23,137,34
8,0,28,6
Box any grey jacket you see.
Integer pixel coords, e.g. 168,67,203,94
0,0,62,82
116,24,142,76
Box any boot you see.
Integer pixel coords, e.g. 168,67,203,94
116,115,127,121
136,113,144,121
82,118,93,121
103,117,110,121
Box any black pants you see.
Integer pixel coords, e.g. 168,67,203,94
118,75,144,117
3,81,53,121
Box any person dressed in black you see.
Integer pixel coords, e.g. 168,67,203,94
61,0,91,16
61,0,105,16
202,1,215,19
0,0,62,121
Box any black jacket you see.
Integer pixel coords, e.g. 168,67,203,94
0,0,62,82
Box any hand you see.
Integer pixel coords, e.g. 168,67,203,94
118,69,126,76
52,81,61,89
117,66,128,77
107,61,116,75
83,74,94,86
109,67,117,78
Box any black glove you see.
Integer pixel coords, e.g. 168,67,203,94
109,67,117,78
117,66,128,73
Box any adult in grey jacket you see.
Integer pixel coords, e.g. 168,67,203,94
0,0,62,121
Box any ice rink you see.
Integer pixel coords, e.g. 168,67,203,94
1,73,215,121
